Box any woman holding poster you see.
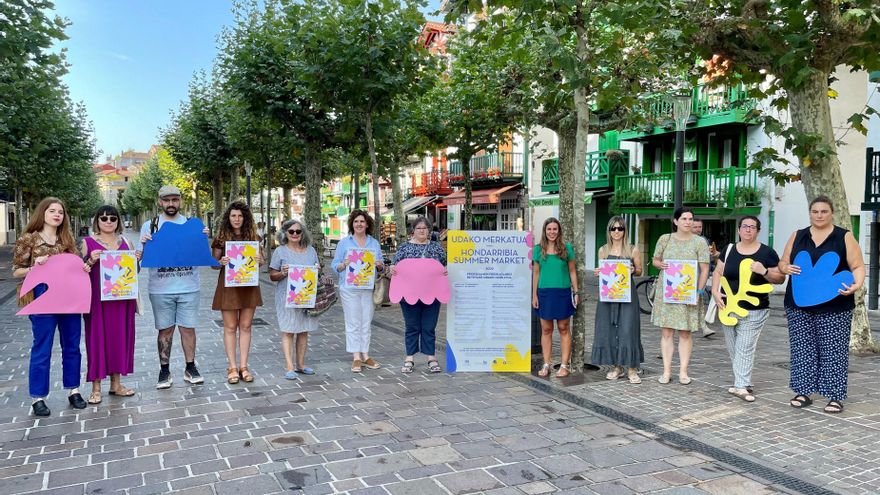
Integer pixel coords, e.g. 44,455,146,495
13,197,90,416
333,209,385,372
389,216,447,373
712,216,784,403
81,205,139,404
212,201,263,384
591,216,643,384
778,196,864,414
651,207,710,385
269,219,320,380
532,217,578,378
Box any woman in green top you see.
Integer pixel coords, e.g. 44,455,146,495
532,217,579,378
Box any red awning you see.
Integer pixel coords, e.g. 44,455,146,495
443,184,521,206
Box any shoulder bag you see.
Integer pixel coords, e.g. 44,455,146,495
704,243,734,324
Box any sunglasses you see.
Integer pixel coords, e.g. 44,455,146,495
99,216,118,223
287,229,303,235
609,226,625,232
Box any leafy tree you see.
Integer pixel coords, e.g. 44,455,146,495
688,0,880,352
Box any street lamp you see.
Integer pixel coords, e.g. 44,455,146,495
671,91,692,210
244,162,253,208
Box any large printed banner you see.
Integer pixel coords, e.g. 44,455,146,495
446,230,531,372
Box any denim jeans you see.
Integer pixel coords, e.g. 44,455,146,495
401,301,440,356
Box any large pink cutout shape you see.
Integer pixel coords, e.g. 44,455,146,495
17,253,91,315
389,258,450,305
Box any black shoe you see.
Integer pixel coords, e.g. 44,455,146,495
32,400,50,416
68,393,87,409
156,368,172,389
184,365,204,384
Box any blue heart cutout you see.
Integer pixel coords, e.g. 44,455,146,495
791,251,854,307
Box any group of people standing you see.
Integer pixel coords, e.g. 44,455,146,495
533,196,864,415
13,186,449,417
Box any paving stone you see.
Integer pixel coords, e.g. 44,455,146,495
47,464,104,488
696,474,776,494
436,469,505,495
385,477,448,495
105,455,161,478
533,454,593,476
274,466,333,490
214,474,281,495
84,473,143,494
488,461,552,486
409,444,464,465
588,481,636,495
0,473,48,495
324,452,419,479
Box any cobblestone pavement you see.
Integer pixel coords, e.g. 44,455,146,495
0,244,876,494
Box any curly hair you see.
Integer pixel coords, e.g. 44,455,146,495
215,201,258,242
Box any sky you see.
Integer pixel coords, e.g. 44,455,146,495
52,0,444,161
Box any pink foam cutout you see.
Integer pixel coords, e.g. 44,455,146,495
389,258,450,304
17,253,91,315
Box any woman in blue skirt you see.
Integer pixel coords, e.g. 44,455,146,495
532,217,578,378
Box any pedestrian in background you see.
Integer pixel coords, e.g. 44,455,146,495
778,196,864,414
712,216,784,403
389,216,447,374
269,219,320,379
651,207,710,385
591,216,643,384
532,217,578,378
212,201,264,384
81,205,138,404
332,209,385,373
13,197,90,416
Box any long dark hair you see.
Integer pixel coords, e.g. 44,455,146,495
539,217,568,261
24,197,77,253
216,201,258,242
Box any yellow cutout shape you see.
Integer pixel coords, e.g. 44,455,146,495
718,258,773,326
490,344,531,372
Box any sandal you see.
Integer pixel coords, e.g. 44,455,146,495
627,369,641,384
427,360,442,373
239,367,254,383
227,367,240,384
679,375,692,385
351,359,363,373
790,394,813,408
728,388,755,403
537,363,551,377
555,363,570,378
606,366,623,380
658,373,671,384
824,400,844,414
109,385,135,397
87,390,102,404
401,360,414,373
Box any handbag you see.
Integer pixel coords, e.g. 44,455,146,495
373,273,390,305
704,243,733,324
306,275,338,317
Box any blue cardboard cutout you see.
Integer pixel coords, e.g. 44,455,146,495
791,251,854,307
140,218,220,268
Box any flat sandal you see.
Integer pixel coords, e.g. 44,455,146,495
239,367,254,383
227,367,240,384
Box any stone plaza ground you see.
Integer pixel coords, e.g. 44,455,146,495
0,244,877,495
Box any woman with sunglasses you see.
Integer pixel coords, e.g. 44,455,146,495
532,217,578,378
269,220,321,379
591,217,644,384
212,201,264,384
712,216,784,403
80,206,139,404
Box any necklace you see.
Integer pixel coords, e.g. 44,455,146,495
94,234,120,250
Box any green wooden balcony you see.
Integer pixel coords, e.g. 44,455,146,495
613,167,761,214
448,152,524,185
541,150,630,193
621,82,756,139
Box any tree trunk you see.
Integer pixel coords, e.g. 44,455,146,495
14,186,24,235
390,158,407,247
787,72,876,353
229,164,240,203
193,180,202,221
303,149,324,264
461,141,474,229
557,122,577,237
352,171,360,210
212,169,224,231
283,187,292,219
364,112,382,238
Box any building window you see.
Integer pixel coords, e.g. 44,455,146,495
500,197,519,210
499,213,516,230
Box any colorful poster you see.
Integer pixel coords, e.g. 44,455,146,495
662,259,698,305
224,241,260,287
447,230,531,372
286,265,318,308
598,259,631,303
345,248,375,290
100,250,139,301
17,253,91,315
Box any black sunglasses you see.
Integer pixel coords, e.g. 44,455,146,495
99,215,118,223
287,229,303,235
609,226,625,232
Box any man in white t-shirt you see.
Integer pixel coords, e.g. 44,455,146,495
137,185,209,389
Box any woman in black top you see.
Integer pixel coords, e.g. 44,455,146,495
711,216,785,403
778,196,865,414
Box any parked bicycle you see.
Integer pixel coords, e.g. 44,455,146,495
635,275,656,314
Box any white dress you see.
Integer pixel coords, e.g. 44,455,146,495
270,244,319,334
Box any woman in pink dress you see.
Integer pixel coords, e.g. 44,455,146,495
80,205,138,404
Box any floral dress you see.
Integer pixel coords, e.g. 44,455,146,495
650,234,710,332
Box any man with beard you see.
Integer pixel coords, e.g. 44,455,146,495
137,185,208,389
